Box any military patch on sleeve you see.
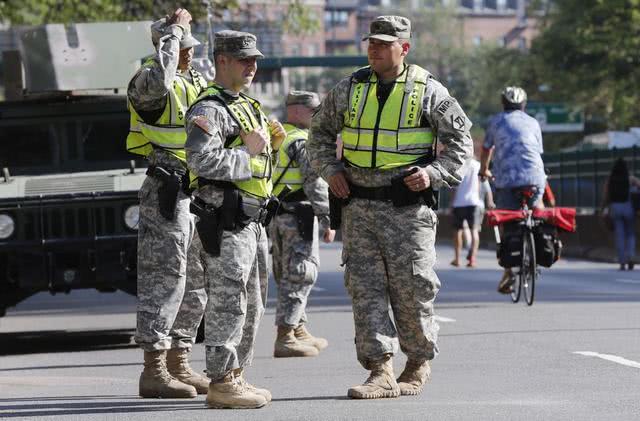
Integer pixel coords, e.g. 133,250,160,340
450,114,467,132
192,115,212,135
436,99,453,115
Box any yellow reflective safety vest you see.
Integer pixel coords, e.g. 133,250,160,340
126,59,206,163
341,64,435,169
191,84,273,199
273,123,306,197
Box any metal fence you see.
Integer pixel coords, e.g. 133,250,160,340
438,146,640,212
544,146,640,212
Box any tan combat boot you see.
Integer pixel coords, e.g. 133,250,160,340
234,368,272,402
347,355,400,399
397,359,431,396
166,348,210,395
139,350,197,398
273,326,319,358
206,371,267,409
294,324,329,351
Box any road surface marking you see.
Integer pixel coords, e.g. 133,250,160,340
434,315,456,323
615,278,640,285
573,351,640,369
311,286,327,292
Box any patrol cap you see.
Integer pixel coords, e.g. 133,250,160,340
214,30,264,58
286,90,321,110
362,16,411,42
150,18,201,49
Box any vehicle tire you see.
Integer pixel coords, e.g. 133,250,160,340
523,231,537,306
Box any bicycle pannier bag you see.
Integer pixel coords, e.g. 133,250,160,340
497,222,523,268
534,223,562,267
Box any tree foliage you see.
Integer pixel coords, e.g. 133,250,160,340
532,0,640,129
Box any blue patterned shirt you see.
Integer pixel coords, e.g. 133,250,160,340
483,110,546,189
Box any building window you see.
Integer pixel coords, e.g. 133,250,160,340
307,43,317,56
325,10,349,28
472,35,483,46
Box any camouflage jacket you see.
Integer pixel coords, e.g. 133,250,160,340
307,68,473,189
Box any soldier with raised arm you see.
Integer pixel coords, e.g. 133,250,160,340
307,16,473,400
126,8,210,399
184,30,286,409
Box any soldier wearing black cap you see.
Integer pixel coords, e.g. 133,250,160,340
270,90,335,359
184,30,286,409
127,7,209,399
307,15,473,399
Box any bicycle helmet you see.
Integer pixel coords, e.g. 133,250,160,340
501,86,527,105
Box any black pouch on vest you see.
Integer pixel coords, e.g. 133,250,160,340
295,203,315,241
390,167,422,207
154,167,181,221
190,200,223,256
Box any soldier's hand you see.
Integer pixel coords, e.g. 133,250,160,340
169,8,192,27
404,167,431,192
240,128,268,156
268,120,286,150
323,228,336,243
328,171,350,199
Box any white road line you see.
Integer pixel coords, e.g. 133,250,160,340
311,286,327,292
573,351,640,369
434,315,456,323
615,278,640,285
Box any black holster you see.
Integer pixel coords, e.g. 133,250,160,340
190,199,223,256
329,191,349,230
389,168,439,209
262,196,280,227
148,166,182,221
295,203,315,241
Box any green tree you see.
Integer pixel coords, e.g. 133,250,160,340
532,0,640,129
0,1,234,24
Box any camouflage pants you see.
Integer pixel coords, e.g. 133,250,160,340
134,175,207,352
198,221,269,381
270,212,319,327
342,199,440,369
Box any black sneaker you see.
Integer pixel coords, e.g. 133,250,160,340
628,261,635,271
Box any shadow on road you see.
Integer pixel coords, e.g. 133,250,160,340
0,329,137,356
0,398,202,418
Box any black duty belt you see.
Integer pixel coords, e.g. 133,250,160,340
349,184,395,202
281,189,307,203
146,165,191,192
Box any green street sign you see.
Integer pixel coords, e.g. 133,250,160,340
526,102,584,133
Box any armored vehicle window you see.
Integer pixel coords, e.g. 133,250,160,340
82,119,133,162
0,123,56,169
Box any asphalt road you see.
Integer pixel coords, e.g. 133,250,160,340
1,244,639,420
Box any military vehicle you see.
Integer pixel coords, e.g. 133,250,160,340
0,22,155,316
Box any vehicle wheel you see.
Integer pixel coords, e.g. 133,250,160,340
523,231,537,306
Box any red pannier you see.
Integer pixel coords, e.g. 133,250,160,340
485,209,527,227
532,207,577,232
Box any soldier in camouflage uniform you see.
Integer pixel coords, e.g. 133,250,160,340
271,91,336,358
184,30,286,409
307,16,473,399
126,8,209,399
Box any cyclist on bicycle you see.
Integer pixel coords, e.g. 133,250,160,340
480,86,546,294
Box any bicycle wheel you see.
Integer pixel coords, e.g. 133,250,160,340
522,231,537,306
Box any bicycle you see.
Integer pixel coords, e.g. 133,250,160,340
495,186,540,306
